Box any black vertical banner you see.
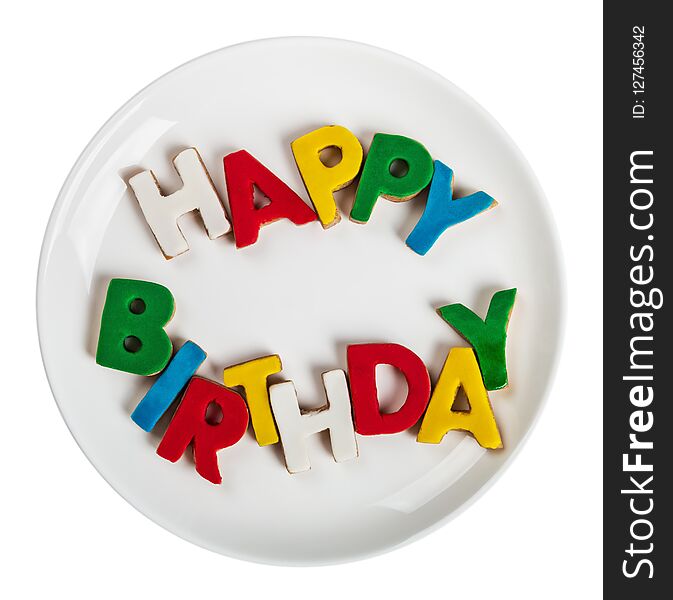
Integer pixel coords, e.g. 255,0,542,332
604,3,671,596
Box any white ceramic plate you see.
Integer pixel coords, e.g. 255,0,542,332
37,37,564,565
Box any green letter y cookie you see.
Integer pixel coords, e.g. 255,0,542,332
437,288,517,390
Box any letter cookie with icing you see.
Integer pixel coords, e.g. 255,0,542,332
157,377,249,484
224,150,317,248
347,343,431,435
269,370,358,473
96,278,175,376
418,347,502,449
406,160,497,255
131,341,207,432
350,134,434,223
291,125,363,227
223,355,282,446
438,288,517,390
128,148,231,259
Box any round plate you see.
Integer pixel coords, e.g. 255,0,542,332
37,37,564,565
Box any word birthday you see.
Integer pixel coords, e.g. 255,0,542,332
128,125,498,257
96,278,516,484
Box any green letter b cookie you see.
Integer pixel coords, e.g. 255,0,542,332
96,278,175,376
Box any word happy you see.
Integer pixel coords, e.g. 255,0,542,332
93,125,515,485
128,125,498,257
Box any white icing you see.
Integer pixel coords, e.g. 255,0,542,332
269,370,358,473
129,148,231,258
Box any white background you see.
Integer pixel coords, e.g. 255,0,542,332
1,1,602,598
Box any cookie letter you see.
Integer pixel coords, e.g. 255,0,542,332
96,278,174,376
347,343,431,435
291,125,363,228
131,341,207,431
224,150,317,248
417,348,502,449
128,148,231,259
438,288,517,390
223,355,282,446
406,161,497,255
350,134,433,223
269,370,358,473
157,377,249,484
